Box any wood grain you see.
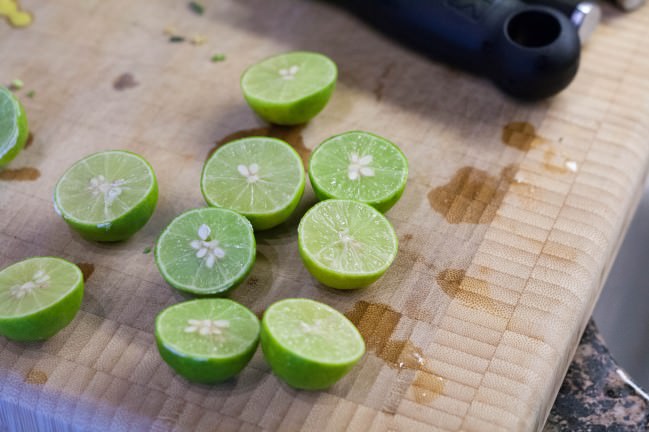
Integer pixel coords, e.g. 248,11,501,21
1,1,648,431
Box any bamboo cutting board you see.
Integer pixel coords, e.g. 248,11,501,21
1,1,649,431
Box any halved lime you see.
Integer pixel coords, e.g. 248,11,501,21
261,298,365,390
309,131,408,212
155,299,260,383
0,257,84,341
201,137,306,230
0,86,29,167
53,150,158,242
155,208,256,296
241,51,337,125
298,199,398,289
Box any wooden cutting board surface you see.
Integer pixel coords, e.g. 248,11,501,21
1,1,649,431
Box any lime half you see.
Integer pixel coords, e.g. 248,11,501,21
309,131,408,212
298,200,398,289
0,86,29,167
54,150,158,242
0,257,84,341
261,298,365,390
155,208,256,296
241,51,337,125
201,137,306,230
155,299,260,383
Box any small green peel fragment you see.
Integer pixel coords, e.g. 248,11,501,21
211,54,226,63
188,1,204,15
9,79,23,91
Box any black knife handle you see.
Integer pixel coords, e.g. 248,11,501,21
345,0,581,100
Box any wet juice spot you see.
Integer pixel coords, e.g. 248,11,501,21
76,263,95,281
427,165,517,224
413,371,445,404
0,167,40,181
24,369,48,385
113,73,139,91
437,268,512,318
502,121,538,151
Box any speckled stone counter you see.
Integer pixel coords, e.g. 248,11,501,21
544,321,649,431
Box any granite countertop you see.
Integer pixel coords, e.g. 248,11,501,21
545,321,649,431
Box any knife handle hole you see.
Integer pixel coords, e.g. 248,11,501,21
507,10,561,48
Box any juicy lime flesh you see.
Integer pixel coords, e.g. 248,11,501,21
0,87,27,166
202,138,304,215
309,132,408,204
241,52,336,104
299,200,398,275
157,299,259,358
55,151,155,224
155,208,255,294
264,299,364,364
0,257,81,318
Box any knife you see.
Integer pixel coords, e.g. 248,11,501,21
344,0,581,100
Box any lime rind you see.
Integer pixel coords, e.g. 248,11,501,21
0,86,29,167
309,131,408,212
263,298,364,365
154,208,256,296
241,51,337,125
241,52,337,104
156,299,260,359
53,150,158,242
298,200,398,289
155,299,260,383
54,151,156,224
201,137,306,230
0,257,84,341
260,298,365,390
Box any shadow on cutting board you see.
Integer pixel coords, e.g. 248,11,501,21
214,0,551,124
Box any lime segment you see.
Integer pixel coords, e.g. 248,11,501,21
298,200,398,289
155,299,260,383
201,137,305,230
0,257,84,341
0,86,29,167
309,131,408,212
261,298,365,390
155,208,256,296
241,51,337,125
54,150,158,242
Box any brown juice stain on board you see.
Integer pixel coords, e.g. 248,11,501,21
437,269,511,318
0,167,40,181
76,263,95,281
345,301,445,402
427,164,517,224
24,369,48,385
501,121,539,151
113,73,139,91
413,371,445,404
210,125,309,168
24,132,34,149
503,122,574,175
543,147,568,174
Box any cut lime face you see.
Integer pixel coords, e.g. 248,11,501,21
298,200,398,289
0,86,29,167
241,51,337,125
155,208,256,296
309,131,409,213
54,150,158,242
155,299,260,383
201,137,306,230
0,257,84,341
261,298,365,390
